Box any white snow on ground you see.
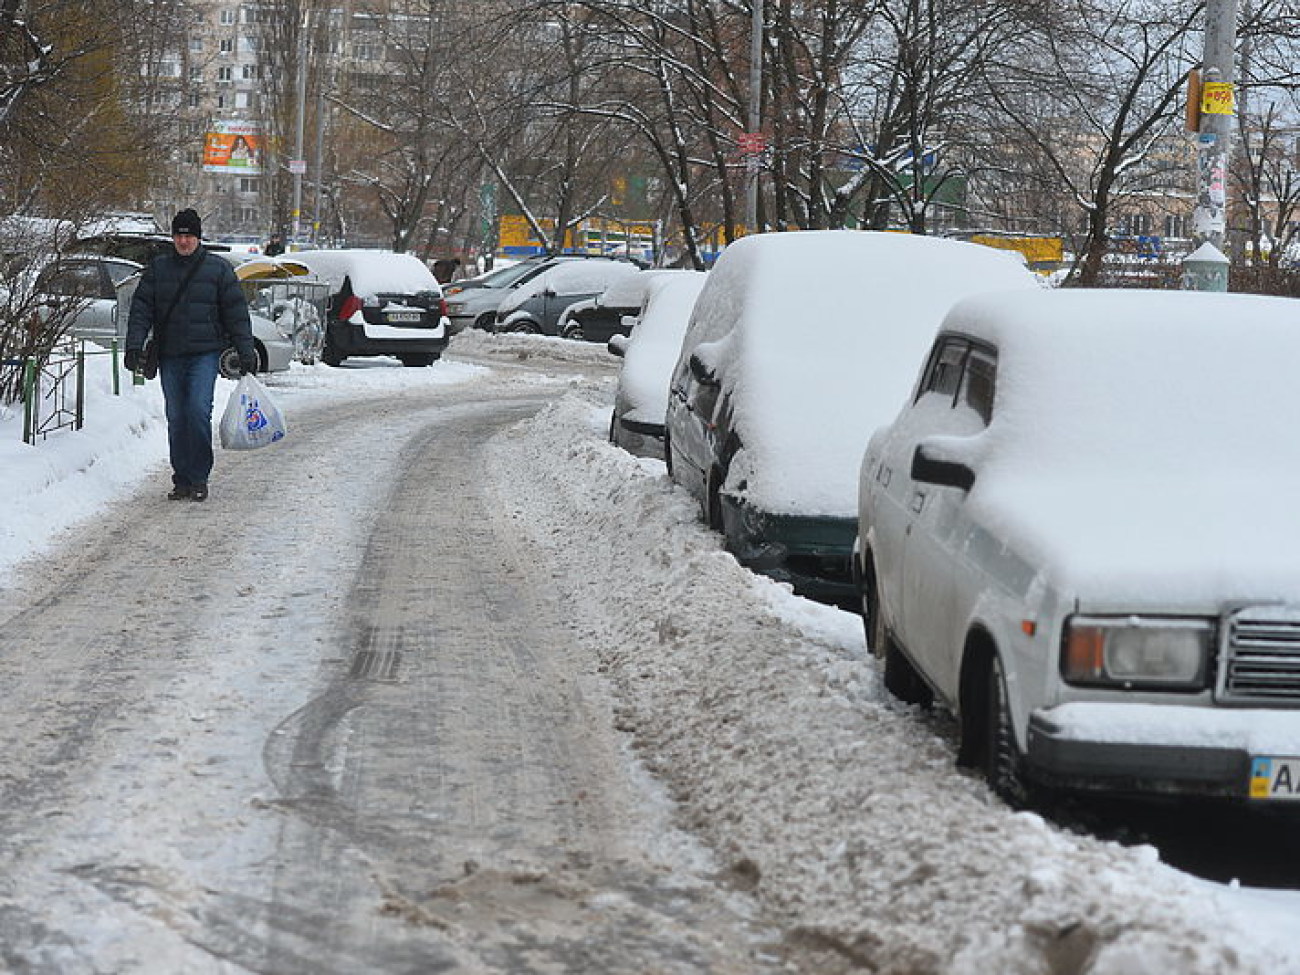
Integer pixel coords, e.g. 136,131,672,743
1,332,1298,973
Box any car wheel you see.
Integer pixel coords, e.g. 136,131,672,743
218,347,241,380
503,317,541,335
474,313,496,331
871,574,933,706
561,320,584,341
399,353,435,367
321,344,344,367
985,655,1030,807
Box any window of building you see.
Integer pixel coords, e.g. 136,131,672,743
235,91,255,109
187,92,201,108
217,66,233,81
189,65,203,81
239,36,258,54
189,38,203,52
216,94,227,109
219,9,235,24
219,38,233,54
239,178,261,194
242,64,257,80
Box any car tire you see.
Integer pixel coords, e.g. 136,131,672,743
399,353,435,367
985,654,1030,807
870,574,933,706
218,344,262,380
503,318,541,335
474,313,496,332
561,320,584,341
321,344,344,367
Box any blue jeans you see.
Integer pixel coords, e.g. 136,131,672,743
159,352,221,488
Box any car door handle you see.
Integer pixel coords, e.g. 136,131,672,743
910,490,926,513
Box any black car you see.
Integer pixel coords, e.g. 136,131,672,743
289,249,449,367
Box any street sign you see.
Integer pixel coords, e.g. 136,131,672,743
288,159,307,175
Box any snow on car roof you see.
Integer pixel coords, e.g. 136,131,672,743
939,287,1300,601
689,230,1040,516
498,260,640,314
289,249,439,298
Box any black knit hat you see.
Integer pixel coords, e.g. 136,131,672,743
171,208,202,237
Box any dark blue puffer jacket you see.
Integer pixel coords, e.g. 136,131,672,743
126,248,254,359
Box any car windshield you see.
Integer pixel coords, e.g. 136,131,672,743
473,262,547,289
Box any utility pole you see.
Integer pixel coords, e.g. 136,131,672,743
290,10,309,246
744,0,762,235
1184,0,1239,291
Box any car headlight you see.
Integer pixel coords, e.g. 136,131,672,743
1062,615,1212,689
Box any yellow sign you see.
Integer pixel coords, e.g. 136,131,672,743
1201,81,1235,116
971,234,1063,267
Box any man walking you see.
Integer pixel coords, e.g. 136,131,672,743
124,208,257,502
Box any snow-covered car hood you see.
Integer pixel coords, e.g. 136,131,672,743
966,470,1300,609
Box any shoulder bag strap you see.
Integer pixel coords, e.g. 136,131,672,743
151,253,206,348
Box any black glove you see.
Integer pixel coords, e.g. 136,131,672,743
124,348,142,372
238,351,258,375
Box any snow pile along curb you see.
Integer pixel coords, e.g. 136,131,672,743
484,389,1289,975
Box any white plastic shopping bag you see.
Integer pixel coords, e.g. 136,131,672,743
220,374,287,450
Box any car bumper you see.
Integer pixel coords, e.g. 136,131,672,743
329,318,449,357
1027,702,1300,799
720,496,857,606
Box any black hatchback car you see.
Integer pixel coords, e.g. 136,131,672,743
289,250,449,367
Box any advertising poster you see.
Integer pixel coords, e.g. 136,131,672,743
203,121,263,175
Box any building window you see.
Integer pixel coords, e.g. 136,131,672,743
219,38,233,54
219,8,235,24
188,91,201,108
239,178,261,194
235,91,254,109
239,36,258,54
216,94,226,109
189,38,203,52
217,66,233,81
242,64,257,80
189,65,203,81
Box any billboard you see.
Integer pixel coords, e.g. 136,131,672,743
203,121,263,175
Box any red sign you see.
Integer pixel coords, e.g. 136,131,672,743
738,132,766,156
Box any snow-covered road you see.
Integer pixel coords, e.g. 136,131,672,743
0,332,1296,973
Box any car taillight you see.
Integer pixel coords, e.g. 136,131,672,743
339,294,364,320
438,297,448,317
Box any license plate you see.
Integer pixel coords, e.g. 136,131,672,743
1249,757,1300,800
387,311,422,323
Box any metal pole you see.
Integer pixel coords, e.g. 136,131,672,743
745,0,762,235
291,10,309,245
1189,0,1239,261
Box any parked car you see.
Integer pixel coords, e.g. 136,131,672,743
444,254,626,334
114,267,296,379
666,230,1039,606
608,270,707,459
495,260,642,336
561,269,683,343
220,254,330,367
32,254,143,346
856,288,1300,805
289,250,449,367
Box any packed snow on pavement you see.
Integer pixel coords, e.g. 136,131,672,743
1,332,1297,974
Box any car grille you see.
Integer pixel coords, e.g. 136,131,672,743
1217,606,1300,706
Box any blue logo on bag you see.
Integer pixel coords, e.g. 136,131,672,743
243,396,269,433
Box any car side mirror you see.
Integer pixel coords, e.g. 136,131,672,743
607,334,629,358
911,442,975,492
689,352,719,386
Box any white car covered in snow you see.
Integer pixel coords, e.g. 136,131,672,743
857,288,1300,805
